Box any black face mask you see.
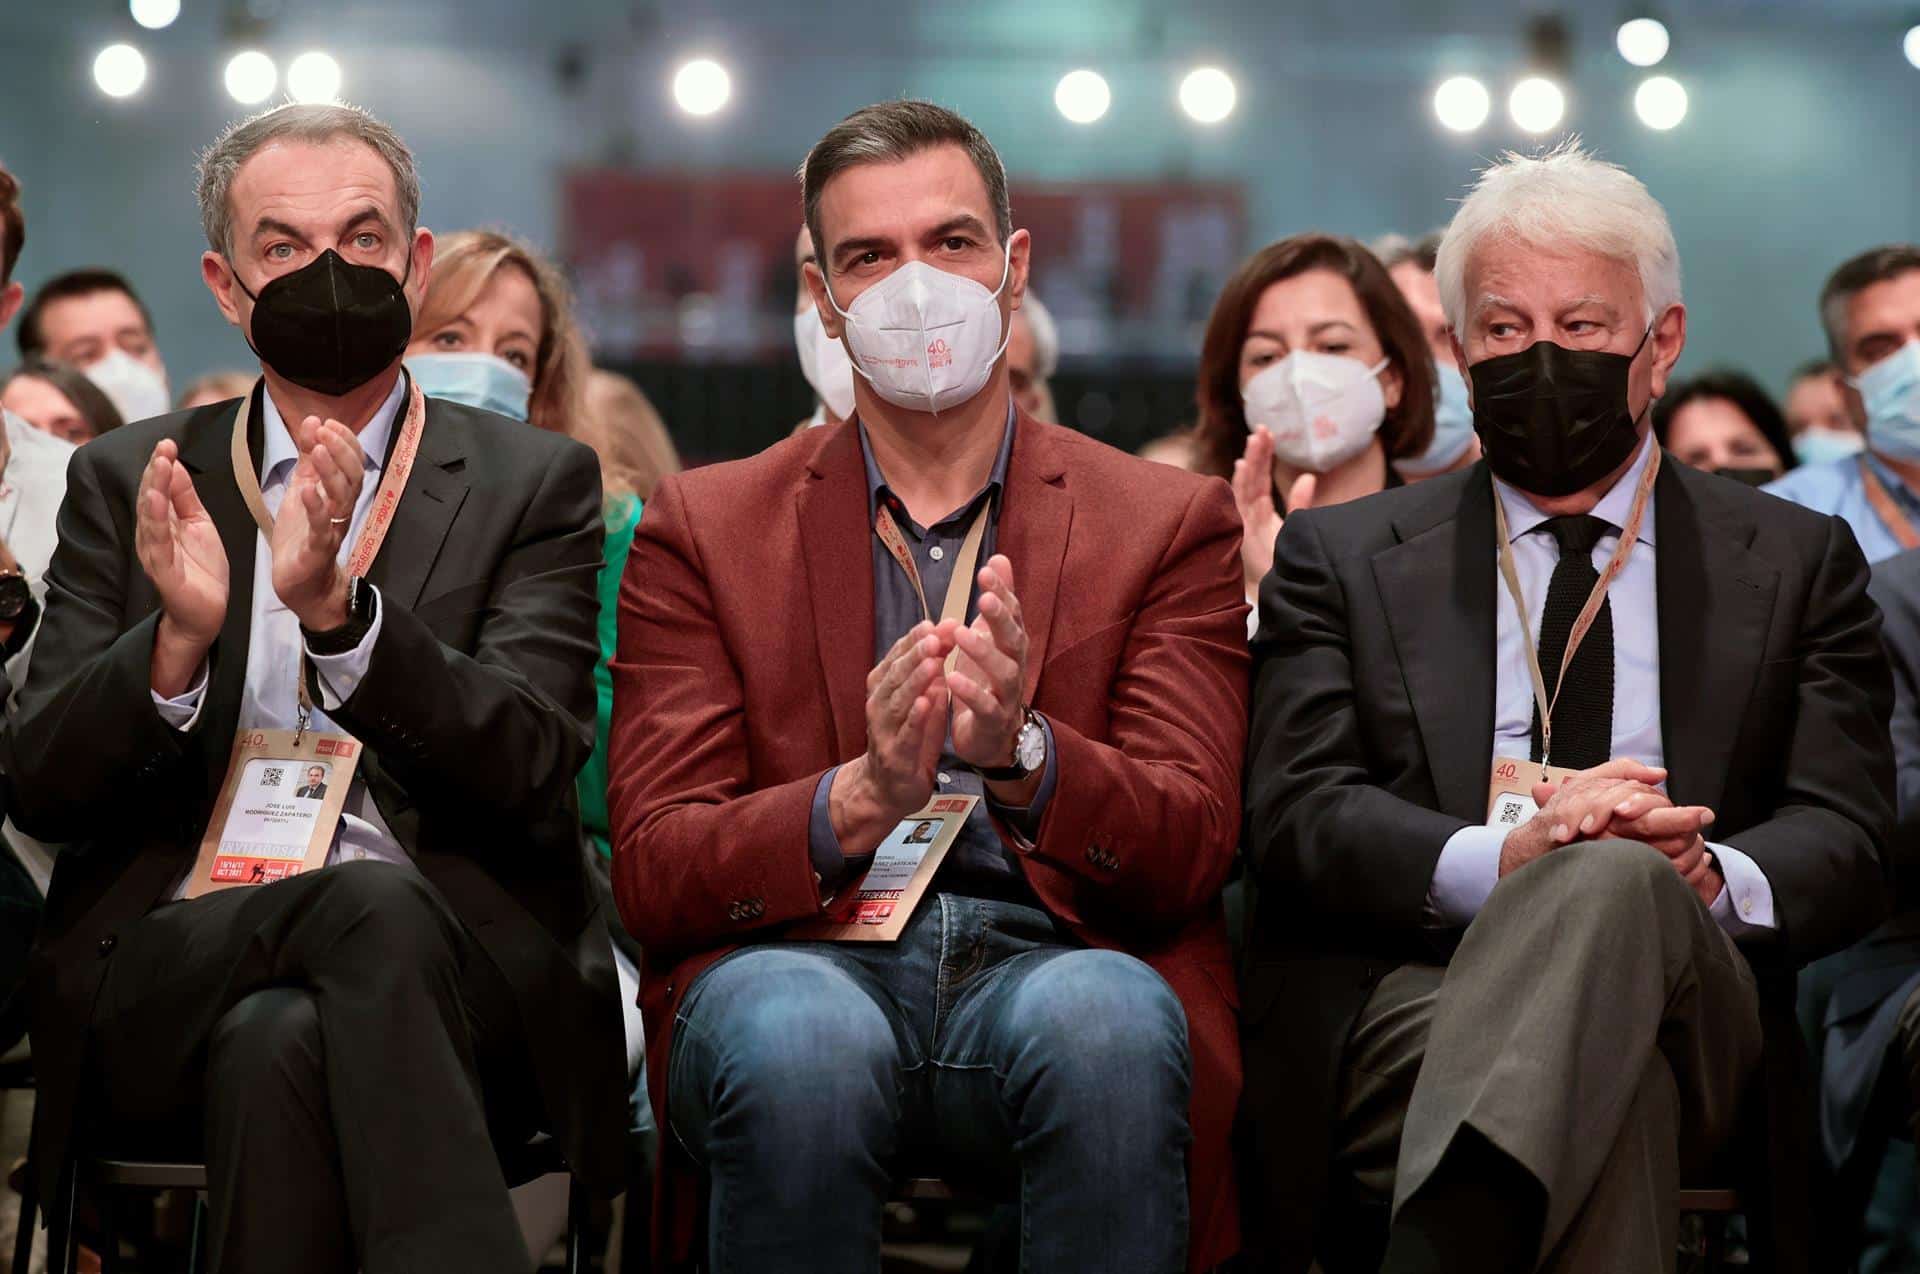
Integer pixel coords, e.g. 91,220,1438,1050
1712,465,1779,488
1468,327,1652,498
234,248,413,397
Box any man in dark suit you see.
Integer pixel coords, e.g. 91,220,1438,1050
1241,145,1893,1273
295,764,329,800
6,102,626,1271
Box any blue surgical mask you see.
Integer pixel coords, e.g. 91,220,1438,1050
1854,341,1920,462
1396,361,1476,477
406,351,532,422
1791,426,1864,467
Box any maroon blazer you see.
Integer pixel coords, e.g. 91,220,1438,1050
609,413,1250,1270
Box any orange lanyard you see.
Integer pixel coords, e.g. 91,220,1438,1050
1859,456,1920,551
1491,443,1660,766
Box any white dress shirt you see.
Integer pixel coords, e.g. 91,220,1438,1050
1427,435,1776,936
0,408,75,604
152,379,413,896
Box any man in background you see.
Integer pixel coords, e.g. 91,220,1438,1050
1007,289,1059,423
1375,230,1479,480
793,224,854,430
1785,357,1867,466
17,267,172,424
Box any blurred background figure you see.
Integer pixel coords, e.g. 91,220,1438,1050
15,267,170,424
1192,232,1434,609
175,368,255,409
1138,428,1201,470
1652,368,1796,484
792,224,853,430
0,355,124,444
1375,230,1480,480
1784,357,1866,465
1009,289,1059,422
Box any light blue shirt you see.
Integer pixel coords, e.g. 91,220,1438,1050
1428,436,1776,936
153,377,407,895
1764,452,1920,565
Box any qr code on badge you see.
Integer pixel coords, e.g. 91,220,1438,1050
261,766,284,788
1495,796,1525,825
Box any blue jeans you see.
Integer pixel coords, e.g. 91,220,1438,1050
668,893,1192,1273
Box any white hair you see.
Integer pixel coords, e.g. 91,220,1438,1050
1020,290,1059,379
1434,140,1681,334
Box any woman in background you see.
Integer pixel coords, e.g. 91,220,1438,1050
1,355,123,445
1652,368,1796,485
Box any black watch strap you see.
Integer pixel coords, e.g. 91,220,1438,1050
303,576,377,656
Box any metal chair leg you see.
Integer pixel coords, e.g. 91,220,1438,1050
56,1159,77,1274
12,1167,37,1274
187,1193,207,1274
98,1185,120,1274
565,1175,585,1274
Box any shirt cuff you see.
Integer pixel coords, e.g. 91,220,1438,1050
303,585,384,711
1706,841,1776,937
808,767,851,892
1426,823,1505,928
985,716,1058,839
150,661,210,732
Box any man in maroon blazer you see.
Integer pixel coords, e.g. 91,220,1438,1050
608,100,1248,1273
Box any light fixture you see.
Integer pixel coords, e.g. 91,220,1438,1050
224,50,277,104
1178,67,1236,124
286,51,342,103
1508,76,1566,133
128,0,180,30
671,57,731,116
1634,75,1688,129
1616,17,1670,68
93,44,148,98
1054,69,1111,125
1905,24,1920,70
1432,75,1491,132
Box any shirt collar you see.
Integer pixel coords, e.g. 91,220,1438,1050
1494,431,1659,547
259,372,407,485
858,398,1017,534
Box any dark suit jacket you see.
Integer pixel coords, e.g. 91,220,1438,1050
609,414,1250,1271
1241,454,1895,1273
295,783,328,800
5,387,630,1201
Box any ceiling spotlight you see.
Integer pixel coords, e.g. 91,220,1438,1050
1634,75,1688,130
1508,76,1566,134
287,51,342,103
1905,24,1920,70
672,57,731,116
1054,69,1111,124
1433,75,1491,132
224,50,277,104
129,0,180,30
93,44,148,99
1616,17,1671,68
1178,67,1236,124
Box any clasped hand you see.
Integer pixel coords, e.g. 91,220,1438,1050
1500,758,1721,906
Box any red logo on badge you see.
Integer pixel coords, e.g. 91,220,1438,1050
317,739,356,758
927,338,953,369
856,901,895,925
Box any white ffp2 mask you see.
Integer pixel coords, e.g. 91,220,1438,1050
793,305,857,422
1242,350,1389,474
85,348,171,425
822,245,1013,415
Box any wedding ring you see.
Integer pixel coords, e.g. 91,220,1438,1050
328,515,350,526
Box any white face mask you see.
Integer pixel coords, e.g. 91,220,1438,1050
85,348,171,425
822,244,1013,416
1242,350,1389,474
793,305,856,422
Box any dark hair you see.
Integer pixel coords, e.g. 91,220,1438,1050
1192,232,1436,480
1372,229,1443,275
1820,245,1920,362
0,164,21,285
17,269,153,359
1,356,127,439
801,100,1010,271
1651,368,1796,474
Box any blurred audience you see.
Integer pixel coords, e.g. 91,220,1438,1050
1138,427,1201,470
793,224,853,429
16,267,170,424
1785,357,1866,465
1,355,124,445
1651,368,1795,484
1768,245,1920,561
1192,232,1435,606
1376,230,1480,479
1008,289,1059,422
175,369,255,409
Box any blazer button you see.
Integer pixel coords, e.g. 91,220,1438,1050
749,899,765,918
97,935,118,957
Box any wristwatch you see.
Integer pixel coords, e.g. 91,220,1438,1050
980,708,1047,782
0,570,30,623
303,575,377,655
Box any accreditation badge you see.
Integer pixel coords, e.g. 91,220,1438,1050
183,728,363,898
787,794,979,942
1485,755,1581,831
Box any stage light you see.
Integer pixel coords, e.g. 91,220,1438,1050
93,44,147,99
1905,24,1920,70
1616,18,1670,68
1054,69,1111,124
129,0,180,30
224,50,277,104
1433,75,1491,132
1178,67,1236,124
287,51,342,103
672,58,731,117
1509,76,1566,133
1634,75,1687,129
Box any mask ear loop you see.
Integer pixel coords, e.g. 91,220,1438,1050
818,265,880,392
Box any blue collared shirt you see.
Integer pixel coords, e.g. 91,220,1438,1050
1427,436,1776,935
1765,452,1920,564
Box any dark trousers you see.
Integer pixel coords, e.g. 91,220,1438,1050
85,862,541,1274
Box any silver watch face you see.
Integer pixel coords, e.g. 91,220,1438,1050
1015,718,1046,772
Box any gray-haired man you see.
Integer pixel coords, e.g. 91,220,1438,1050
7,102,627,1270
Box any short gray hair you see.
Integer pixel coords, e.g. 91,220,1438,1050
1020,290,1059,379
195,102,420,256
1371,229,1443,275
1434,140,1681,333
799,100,1010,275
1819,245,1920,361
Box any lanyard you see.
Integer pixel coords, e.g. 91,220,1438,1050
874,498,991,670
1491,442,1660,767
228,377,428,739
1859,455,1920,551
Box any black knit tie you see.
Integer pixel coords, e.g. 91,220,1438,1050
1529,514,1614,769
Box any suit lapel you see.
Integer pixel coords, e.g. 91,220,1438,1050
180,390,263,758
1371,466,1498,821
998,413,1071,701
1654,458,1778,811
365,395,468,612
797,424,877,760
